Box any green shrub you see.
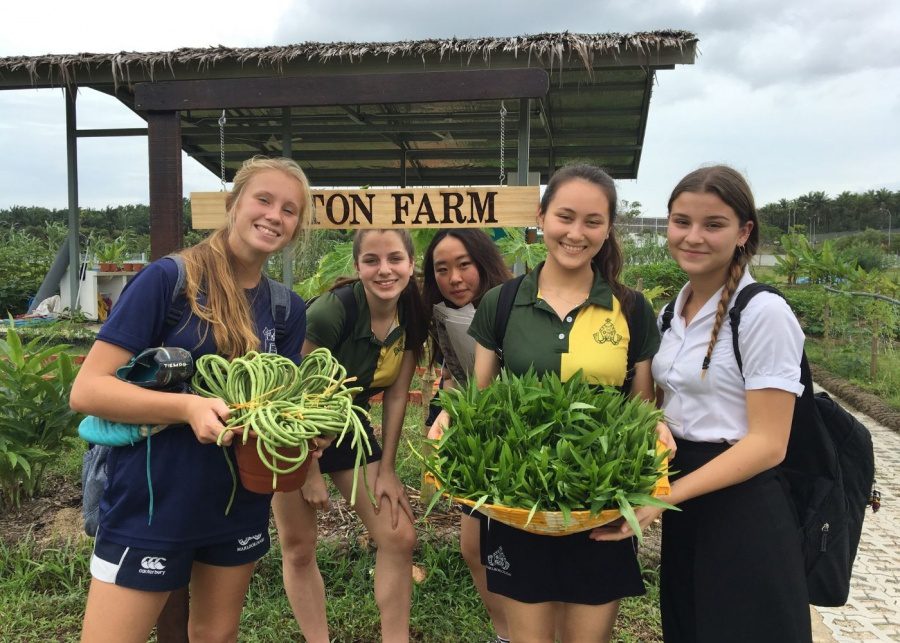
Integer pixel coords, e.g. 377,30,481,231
623,260,687,303
839,243,888,272
0,228,54,315
621,235,670,265
0,324,81,508
781,287,827,336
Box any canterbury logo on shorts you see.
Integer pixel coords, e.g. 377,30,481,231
140,556,167,571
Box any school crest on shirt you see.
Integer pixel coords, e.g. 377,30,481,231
593,319,623,346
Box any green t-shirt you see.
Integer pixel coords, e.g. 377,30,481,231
468,263,660,387
306,281,407,403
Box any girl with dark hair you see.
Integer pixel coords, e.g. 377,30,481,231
433,164,671,642
273,229,426,643
422,229,512,642
71,156,314,643
594,165,811,642
422,229,512,318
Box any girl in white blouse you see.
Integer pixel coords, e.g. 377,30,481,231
593,165,812,642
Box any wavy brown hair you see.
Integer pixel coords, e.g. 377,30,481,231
540,164,633,311
179,156,312,359
667,165,759,376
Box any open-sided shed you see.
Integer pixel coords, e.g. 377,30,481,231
0,31,696,302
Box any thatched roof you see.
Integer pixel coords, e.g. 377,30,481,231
0,31,696,90
0,31,697,187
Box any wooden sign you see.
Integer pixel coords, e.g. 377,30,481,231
190,186,540,230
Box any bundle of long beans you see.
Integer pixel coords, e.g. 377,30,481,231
423,369,672,538
192,348,373,507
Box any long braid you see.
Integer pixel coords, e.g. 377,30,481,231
701,251,750,377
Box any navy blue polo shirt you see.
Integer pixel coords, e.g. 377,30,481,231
96,257,306,549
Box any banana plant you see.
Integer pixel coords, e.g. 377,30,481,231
496,227,547,271
0,323,80,508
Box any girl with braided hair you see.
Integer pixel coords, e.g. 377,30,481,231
593,165,812,642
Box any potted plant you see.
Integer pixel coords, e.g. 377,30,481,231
94,236,128,272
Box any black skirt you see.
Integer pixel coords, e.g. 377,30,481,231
482,519,645,605
660,439,812,643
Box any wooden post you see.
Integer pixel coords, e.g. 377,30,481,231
147,111,183,259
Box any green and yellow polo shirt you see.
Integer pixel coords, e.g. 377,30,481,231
306,281,407,403
468,263,660,387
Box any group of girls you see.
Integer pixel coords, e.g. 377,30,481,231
72,154,813,643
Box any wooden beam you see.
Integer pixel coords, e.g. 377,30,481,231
188,145,641,162
147,112,183,259
76,128,148,138
134,69,549,111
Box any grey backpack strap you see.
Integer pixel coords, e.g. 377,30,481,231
264,276,292,344
164,254,188,329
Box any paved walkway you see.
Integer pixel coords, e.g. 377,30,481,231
813,390,900,642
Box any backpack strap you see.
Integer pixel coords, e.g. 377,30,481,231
493,275,526,365
728,282,783,374
621,291,649,394
332,284,359,346
727,281,817,396
167,254,293,343
660,299,676,334
264,276,292,344
164,254,189,330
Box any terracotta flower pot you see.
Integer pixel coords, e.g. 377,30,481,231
99,262,116,272
234,435,311,494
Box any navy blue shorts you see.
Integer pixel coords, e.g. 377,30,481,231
90,530,270,591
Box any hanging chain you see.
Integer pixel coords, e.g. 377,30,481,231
498,101,507,186
218,110,227,190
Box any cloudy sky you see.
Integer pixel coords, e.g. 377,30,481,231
1,0,898,217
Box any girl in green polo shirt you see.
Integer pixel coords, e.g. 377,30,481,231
272,229,427,643
436,164,670,642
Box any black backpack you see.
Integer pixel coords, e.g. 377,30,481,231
661,282,879,606
493,275,649,394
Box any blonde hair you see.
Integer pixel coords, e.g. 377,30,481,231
667,165,759,377
180,156,312,359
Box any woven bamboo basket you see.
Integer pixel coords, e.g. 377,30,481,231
425,443,671,536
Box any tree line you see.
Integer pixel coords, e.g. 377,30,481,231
0,200,193,243
1,189,898,241
757,188,898,235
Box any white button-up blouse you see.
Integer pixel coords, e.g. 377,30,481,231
652,271,806,444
